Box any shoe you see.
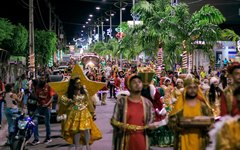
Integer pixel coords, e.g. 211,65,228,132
43,138,52,144
31,139,40,145
101,102,106,105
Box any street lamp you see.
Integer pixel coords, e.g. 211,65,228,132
89,14,93,17
83,25,85,28
97,17,106,41
105,10,116,38
96,7,100,10
88,18,91,21
114,0,128,68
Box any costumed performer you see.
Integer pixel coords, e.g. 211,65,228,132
207,115,240,150
220,62,240,116
49,65,105,150
169,77,213,150
111,74,160,150
205,77,223,119
138,68,173,147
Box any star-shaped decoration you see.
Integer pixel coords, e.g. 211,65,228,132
49,64,105,97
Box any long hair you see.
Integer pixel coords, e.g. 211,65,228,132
67,77,86,99
209,84,222,103
209,84,216,103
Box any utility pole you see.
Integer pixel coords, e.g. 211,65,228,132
29,0,35,77
119,0,123,69
133,0,135,26
48,2,52,31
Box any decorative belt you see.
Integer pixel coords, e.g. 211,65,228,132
111,118,148,131
72,104,87,111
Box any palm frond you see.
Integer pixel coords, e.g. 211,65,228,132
221,29,240,41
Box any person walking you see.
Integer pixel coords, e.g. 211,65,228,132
111,74,159,150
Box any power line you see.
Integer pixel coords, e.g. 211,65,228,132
21,0,29,7
36,0,48,30
17,0,29,9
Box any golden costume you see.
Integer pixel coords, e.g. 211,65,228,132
48,65,105,145
205,89,222,118
207,116,240,150
169,78,213,150
59,94,102,144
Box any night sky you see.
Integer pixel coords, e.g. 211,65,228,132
0,0,239,42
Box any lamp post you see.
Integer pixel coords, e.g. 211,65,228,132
105,10,116,38
97,17,106,41
114,0,128,68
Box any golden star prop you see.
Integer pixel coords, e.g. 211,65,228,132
49,64,105,97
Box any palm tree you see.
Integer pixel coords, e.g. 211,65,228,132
131,0,225,70
221,29,240,41
89,38,120,60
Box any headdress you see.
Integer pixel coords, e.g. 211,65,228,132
184,77,200,87
126,74,142,90
210,77,219,85
137,67,155,87
227,62,240,74
176,78,183,84
164,77,172,84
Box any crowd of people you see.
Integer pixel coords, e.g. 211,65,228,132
0,57,239,150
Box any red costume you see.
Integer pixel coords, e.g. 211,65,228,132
127,99,146,150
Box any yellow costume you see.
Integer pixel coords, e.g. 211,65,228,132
205,90,221,118
60,95,102,144
49,65,105,145
207,116,240,150
169,78,213,150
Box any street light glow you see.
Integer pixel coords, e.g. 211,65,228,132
83,25,85,28
81,30,83,32
111,13,115,16
86,22,88,24
88,18,91,21
106,18,109,21
89,14,93,17
122,8,126,10
96,7,100,10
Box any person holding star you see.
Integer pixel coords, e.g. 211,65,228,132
49,65,104,150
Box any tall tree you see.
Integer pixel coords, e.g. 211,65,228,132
132,0,225,70
1,23,28,55
35,30,57,66
0,18,14,46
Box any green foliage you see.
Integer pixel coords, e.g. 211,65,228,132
1,24,28,55
0,18,14,45
35,30,57,66
221,29,240,41
131,0,225,67
89,38,120,58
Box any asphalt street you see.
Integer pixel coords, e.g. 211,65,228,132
0,97,173,150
